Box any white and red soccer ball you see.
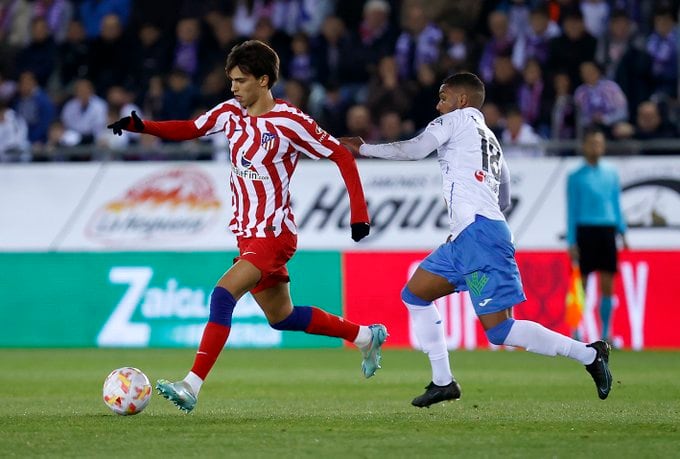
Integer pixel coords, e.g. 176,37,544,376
102,367,152,415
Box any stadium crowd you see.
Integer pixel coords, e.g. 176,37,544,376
0,0,678,161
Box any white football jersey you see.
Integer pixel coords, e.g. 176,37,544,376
424,107,507,238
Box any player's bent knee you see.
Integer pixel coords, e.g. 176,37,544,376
485,318,515,345
209,287,237,326
401,286,430,306
269,306,312,331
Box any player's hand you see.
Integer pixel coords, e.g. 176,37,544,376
107,110,145,135
338,136,365,156
351,222,370,242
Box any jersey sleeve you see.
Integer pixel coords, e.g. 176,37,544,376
423,113,455,147
193,101,236,135
280,110,339,160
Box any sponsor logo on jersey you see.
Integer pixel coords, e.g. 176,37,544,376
474,170,486,182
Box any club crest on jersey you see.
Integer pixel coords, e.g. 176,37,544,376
261,132,277,151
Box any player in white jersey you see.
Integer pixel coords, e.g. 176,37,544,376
341,72,612,407
108,40,387,412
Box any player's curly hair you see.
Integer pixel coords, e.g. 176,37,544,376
226,40,280,89
442,72,485,109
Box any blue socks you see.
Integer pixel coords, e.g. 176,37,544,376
600,296,613,340
271,306,313,331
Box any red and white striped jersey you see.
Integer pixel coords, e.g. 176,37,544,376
194,98,342,238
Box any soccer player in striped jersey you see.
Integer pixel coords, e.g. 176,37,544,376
340,72,612,407
108,40,387,412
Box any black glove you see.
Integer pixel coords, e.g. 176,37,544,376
350,222,370,242
107,110,145,135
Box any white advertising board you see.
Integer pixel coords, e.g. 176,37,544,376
1,157,679,251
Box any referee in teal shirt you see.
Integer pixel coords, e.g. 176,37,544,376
567,127,628,342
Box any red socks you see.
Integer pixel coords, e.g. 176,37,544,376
190,322,230,380
305,307,360,342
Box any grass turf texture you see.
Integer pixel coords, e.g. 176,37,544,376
1,349,678,458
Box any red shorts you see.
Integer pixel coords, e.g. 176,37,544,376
234,231,297,293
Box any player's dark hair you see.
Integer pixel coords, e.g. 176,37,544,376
226,40,279,88
442,72,485,108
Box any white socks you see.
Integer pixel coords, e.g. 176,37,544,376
504,320,596,365
184,371,204,395
405,302,453,386
353,325,372,349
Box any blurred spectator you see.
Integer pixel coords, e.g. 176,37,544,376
633,100,679,154
497,0,532,40
96,108,130,151
251,17,291,73
395,4,443,81
517,58,551,136
0,0,31,46
546,9,597,86
143,75,164,120
441,24,478,73
199,66,231,110
16,17,57,87
345,104,379,143
596,9,653,115
312,16,365,98
79,0,131,39
501,107,544,157
512,4,560,70
135,23,172,92
365,56,412,124
550,71,576,141
482,101,505,139
60,78,108,144
646,8,678,98
377,110,411,142
580,0,609,39
478,10,515,83
574,61,628,136
0,71,17,102
160,69,199,121
271,0,334,37
408,63,440,131
88,14,135,93
318,82,349,137
106,85,140,118
172,17,216,83
0,98,30,162
36,120,82,161
485,54,521,111
286,32,314,83
14,71,55,144
232,0,273,37
359,0,399,71
57,20,90,89
282,79,309,112
31,0,73,43
129,0,187,37
207,13,238,57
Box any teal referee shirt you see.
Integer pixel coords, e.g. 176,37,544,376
566,160,627,245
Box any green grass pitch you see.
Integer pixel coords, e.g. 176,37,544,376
1,348,679,458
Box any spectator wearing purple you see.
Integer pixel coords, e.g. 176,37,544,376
13,71,55,144
518,58,551,136
78,0,131,39
646,8,678,98
478,10,515,83
60,78,108,145
16,17,57,87
31,0,73,43
497,0,532,40
574,61,628,136
550,71,576,142
546,9,597,86
512,5,560,70
172,17,204,82
394,4,443,82
287,32,314,83
0,0,31,46
270,0,333,37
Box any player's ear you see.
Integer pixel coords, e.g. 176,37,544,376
259,75,269,88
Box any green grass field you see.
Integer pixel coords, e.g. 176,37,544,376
1,348,678,458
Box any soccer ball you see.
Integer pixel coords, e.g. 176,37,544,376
102,367,152,415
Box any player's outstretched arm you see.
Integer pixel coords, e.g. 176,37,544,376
341,132,439,161
327,145,370,242
108,110,204,141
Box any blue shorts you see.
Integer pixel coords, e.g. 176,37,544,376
419,215,526,316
